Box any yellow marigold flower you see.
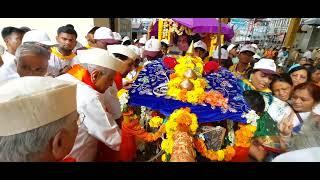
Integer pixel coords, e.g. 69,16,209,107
190,123,198,135
161,154,167,162
217,150,225,161
149,116,164,128
117,89,128,98
161,138,174,154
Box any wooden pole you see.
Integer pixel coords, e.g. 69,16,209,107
283,18,301,48
218,18,222,65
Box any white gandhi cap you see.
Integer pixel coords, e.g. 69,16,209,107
0,76,77,136
77,48,125,73
22,30,55,46
107,44,138,60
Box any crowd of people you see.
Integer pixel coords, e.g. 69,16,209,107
0,24,319,162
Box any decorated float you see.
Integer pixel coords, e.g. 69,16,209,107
117,19,262,162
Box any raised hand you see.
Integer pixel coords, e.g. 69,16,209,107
278,111,295,136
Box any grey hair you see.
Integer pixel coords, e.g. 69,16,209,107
15,43,50,63
0,111,78,162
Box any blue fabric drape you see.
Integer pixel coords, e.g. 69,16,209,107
128,59,251,123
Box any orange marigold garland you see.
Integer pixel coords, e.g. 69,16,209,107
194,138,236,161
122,110,165,142
234,124,257,148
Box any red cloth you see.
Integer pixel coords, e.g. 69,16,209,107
231,147,250,162
61,157,76,162
119,123,137,162
114,72,123,90
96,142,120,162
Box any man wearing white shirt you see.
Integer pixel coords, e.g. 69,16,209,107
48,25,79,77
57,48,125,161
0,43,50,84
1,27,24,68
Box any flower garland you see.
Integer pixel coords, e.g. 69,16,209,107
158,19,163,41
193,110,259,161
234,124,257,148
242,110,260,126
161,107,198,161
149,116,164,128
194,138,236,161
122,110,166,142
117,89,129,112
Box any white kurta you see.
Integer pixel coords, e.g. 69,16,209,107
0,60,19,84
47,54,80,77
272,147,320,162
57,73,121,162
0,51,15,67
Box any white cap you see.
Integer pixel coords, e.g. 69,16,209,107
253,58,277,75
213,48,228,59
144,37,161,52
77,48,125,73
193,40,207,51
128,45,141,57
251,44,258,49
161,39,169,46
0,76,77,136
139,36,147,44
227,44,236,52
113,32,122,41
240,45,256,54
22,30,55,46
94,27,114,40
107,44,138,60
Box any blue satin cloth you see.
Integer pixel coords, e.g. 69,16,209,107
128,59,250,123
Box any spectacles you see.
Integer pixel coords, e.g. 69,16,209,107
77,113,85,126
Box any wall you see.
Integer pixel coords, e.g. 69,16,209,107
308,28,320,49
115,18,132,39
0,18,95,47
297,27,314,51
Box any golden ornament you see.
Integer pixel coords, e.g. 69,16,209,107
179,79,194,91
183,69,197,80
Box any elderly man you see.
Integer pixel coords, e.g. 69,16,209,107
0,76,78,162
0,43,50,83
48,25,79,77
57,48,124,161
94,45,138,161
